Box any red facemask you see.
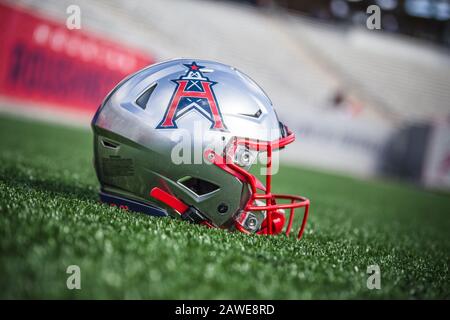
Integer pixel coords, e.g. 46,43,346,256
204,128,310,239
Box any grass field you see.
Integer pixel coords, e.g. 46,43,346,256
0,114,449,299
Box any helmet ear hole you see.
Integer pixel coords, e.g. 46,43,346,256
178,176,220,196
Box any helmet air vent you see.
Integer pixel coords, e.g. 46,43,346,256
239,108,262,119
101,139,120,150
135,83,157,110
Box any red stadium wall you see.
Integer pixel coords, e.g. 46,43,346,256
0,3,155,116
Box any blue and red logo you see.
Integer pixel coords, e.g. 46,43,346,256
157,62,227,131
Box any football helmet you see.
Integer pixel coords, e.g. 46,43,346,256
92,59,310,239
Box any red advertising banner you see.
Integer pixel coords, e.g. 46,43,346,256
0,3,155,116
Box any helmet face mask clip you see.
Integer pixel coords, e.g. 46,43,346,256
92,59,310,240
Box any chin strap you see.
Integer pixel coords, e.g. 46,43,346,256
149,187,213,226
150,187,188,213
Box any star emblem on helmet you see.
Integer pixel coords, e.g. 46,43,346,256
185,62,201,71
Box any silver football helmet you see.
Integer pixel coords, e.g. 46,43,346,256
92,59,310,238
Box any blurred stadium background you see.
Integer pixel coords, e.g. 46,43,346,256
1,0,449,190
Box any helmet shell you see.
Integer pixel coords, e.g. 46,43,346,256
92,59,283,226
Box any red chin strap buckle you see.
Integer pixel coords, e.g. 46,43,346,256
150,187,214,228
258,210,286,235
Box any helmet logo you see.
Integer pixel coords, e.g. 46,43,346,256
156,62,227,131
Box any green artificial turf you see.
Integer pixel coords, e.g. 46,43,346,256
0,114,449,299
